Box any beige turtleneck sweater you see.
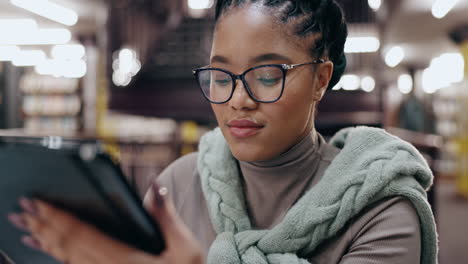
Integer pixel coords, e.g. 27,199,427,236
152,132,421,263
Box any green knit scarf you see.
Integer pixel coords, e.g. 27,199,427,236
197,126,438,264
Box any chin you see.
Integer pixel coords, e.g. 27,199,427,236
219,125,279,162
229,143,278,162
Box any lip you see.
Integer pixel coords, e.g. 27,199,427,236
227,119,264,138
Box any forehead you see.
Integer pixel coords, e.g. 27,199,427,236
212,4,314,64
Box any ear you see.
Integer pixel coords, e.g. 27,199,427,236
313,60,334,101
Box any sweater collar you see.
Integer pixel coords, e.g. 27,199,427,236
241,130,319,169
238,131,323,228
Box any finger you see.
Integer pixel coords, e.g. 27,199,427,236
21,198,81,235
21,235,42,251
7,213,29,231
20,209,69,262
19,199,108,262
24,199,163,264
143,182,198,248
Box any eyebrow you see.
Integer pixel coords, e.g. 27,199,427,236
210,53,292,65
251,53,292,64
210,55,229,64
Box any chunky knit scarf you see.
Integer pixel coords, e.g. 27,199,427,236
197,126,438,264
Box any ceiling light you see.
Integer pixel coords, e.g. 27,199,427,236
332,81,342,90
35,59,59,76
345,37,380,53
368,0,382,11
385,46,405,68
35,59,87,78
52,44,85,60
361,76,376,92
437,53,464,83
12,50,46,66
431,0,459,19
63,59,87,78
112,48,141,86
10,0,78,26
0,18,70,45
0,28,71,45
422,68,438,94
0,18,37,32
398,74,413,94
341,75,360,91
188,0,214,9
422,52,464,93
0,45,20,61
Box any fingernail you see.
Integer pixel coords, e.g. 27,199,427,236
151,182,167,209
19,197,39,217
22,236,41,251
7,213,28,231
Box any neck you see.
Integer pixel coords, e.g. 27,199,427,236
238,130,323,228
248,129,317,168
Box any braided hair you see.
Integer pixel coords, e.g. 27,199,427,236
214,0,347,89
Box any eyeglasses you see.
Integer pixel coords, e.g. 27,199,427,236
192,59,326,104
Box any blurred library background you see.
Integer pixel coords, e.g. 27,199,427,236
0,0,467,262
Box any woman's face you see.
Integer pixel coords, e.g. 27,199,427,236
210,5,333,162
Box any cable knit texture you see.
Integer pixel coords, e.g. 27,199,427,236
197,126,438,264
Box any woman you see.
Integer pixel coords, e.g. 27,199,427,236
8,0,438,263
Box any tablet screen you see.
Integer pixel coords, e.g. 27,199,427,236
0,136,165,263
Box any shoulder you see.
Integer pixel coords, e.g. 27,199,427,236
343,196,422,262
148,152,200,207
352,196,421,240
312,196,422,263
157,152,199,186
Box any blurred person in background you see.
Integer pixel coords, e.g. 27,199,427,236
8,0,438,263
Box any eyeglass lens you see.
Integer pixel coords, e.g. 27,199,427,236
197,66,284,103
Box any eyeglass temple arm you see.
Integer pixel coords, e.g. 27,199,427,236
283,59,326,70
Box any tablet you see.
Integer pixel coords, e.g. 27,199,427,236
0,135,165,263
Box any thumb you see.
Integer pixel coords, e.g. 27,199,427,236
143,182,195,247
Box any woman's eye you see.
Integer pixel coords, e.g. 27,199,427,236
214,79,231,86
258,77,281,86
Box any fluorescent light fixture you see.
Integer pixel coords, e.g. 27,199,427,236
63,59,87,78
10,0,78,26
35,59,87,78
52,44,85,60
332,81,342,90
361,76,376,92
188,0,214,9
0,19,71,45
422,52,464,93
398,74,413,94
112,48,141,86
422,68,438,94
0,45,20,61
368,0,382,11
432,0,459,19
438,53,464,83
341,75,360,91
345,37,380,53
0,18,37,32
385,46,404,67
113,70,131,87
0,28,71,45
12,49,46,66
35,59,59,76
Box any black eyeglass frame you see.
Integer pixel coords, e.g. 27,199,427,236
192,59,326,104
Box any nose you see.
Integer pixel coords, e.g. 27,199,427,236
229,79,259,110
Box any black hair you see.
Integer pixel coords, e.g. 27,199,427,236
214,0,347,89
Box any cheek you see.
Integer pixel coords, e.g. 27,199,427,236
211,104,225,124
268,82,317,137
267,93,314,133
276,78,316,122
